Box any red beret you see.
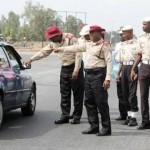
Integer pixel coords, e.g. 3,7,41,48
89,25,102,32
45,26,63,39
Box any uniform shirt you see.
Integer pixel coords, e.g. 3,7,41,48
78,36,86,44
117,38,138,62
58,39,112,81
137,33,150,61
78,36,87,63
30,33,82,72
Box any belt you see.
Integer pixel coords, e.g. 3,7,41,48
84,67,106,75
62,63,75,68
142,60,150,65
123,61,134,65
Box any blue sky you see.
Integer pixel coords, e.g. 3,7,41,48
1,0,150,36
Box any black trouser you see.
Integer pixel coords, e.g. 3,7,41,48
84,67,111,131
116,78,127,118
121,65,138,112
139,63,150,123
60,61,84,120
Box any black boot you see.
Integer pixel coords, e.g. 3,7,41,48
55,118,69,124
96,127,111,136
82,127,99,134
128,118,138,126
137,122,150,130
122,116,131,125
68,114,74,119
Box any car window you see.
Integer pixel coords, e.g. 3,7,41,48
4,47,20,70
0,47,10,68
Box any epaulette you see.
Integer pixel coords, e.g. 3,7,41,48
97,40,110,46
66,34,73,39
102,40,110,46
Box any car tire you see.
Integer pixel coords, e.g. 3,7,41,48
21,86,36,116
0,97,4,129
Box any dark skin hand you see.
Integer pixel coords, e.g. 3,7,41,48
72,71,79,80
103,80,110,90
131,54,142,81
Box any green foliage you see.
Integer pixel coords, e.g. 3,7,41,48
0,0,84,42
0,0,128,45
64,15,83,37
0,12,20,42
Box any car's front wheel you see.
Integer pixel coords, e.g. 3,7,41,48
21,86,36,116
0,98,4,129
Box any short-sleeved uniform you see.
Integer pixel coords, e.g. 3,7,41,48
59,39,112,133
117,39,139,113
30,33,84,120
114,42,127,119
137,33,150,123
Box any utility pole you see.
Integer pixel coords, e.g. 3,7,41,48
54,11,86,34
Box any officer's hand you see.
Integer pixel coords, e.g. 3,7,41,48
131,69,138,81
72,71,79,80
116,75,120,83
24,59,32,66
103,80,110,90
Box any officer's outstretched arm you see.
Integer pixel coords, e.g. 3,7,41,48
54,43,86,53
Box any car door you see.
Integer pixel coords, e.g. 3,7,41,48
4,46,32,106
0,46,17,108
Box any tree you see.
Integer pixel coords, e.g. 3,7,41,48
23,0,57,45
0,13,20,42
0,0,85,43
7,11,20,41
65,15,83,37
0,15,7,34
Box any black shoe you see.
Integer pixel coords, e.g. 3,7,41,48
96,128,111,136
122,116,131,125
71,119,80,124
128,118,138,126
137,123,150,130
69,115,74,119
82,127,99,134
115,116,127,121
55,118,69,124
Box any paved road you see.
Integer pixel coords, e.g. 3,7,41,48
0,52,149,150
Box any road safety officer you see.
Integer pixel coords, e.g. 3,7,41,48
116,25,138,126
131,17,150,130
54,25,112,136
115,30,127,121
68,25,90,120
25,26,84,124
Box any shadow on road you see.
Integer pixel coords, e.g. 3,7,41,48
0,110,60,140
